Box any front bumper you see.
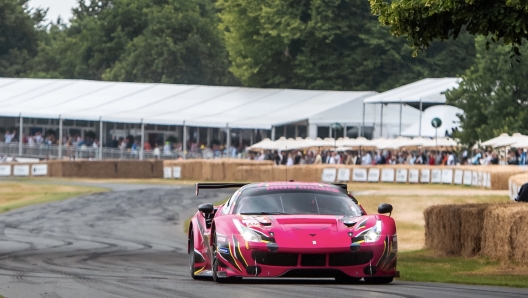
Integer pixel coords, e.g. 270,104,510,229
216,235,397,279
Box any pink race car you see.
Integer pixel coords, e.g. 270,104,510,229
188,182,398,284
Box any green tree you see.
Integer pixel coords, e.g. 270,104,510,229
103,0,235,85
369,0,528,55
0,0,46,77
218,0,474,91
446,36,528,146
29,0,236,85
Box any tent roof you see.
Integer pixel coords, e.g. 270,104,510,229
0,78,375,129
363,78,460,104
401,105,463,137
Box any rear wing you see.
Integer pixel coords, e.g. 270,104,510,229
195,182,347,195
195,183,248,195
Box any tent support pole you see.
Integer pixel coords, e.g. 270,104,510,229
182,122,187,160
329,126,332,138
226,124,231,157
361,102,365,137
399,102,403,136
18,114,23,156
419,99,423,137
99,118,103,160
380,104,384,138
271,126,276,141
140,120,145,160
58,116,63,159
207,128,212,147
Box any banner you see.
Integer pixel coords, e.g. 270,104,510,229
381,169,395,182
31,164,48,176
13,165,30,176
163,167,172,179
478,172,484,187
420,169,430,183
0,165,11,176
441,169,453,184
485,173,491,188
431,169,441,183
173,166,182,179
352,168,368,182
472,171,479,186
409,169,419,183
396,169,407,183
321,168,337,183
463,170,472,185
368,168,380,182
337,168,351,182
454,170,463,184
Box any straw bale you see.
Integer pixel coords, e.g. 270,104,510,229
481,203,528,262
459,204,489,257
424,205,462,255
510,212,528,264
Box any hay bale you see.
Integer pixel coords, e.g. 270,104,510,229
510,212,528,264
459,204,488,257
424,205,462,255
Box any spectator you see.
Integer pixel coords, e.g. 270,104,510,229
447,151,455,165
4,131,11,143
314,151,322,164
472,149,482,165
362,152,372,165
490,153,499,165
153,145,161,159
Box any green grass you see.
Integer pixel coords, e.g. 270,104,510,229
0,180,108,214
398,250,528,288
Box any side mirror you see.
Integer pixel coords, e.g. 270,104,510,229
377,203,393,215
199,203,214,214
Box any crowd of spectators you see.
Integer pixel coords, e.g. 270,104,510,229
247,148,527,166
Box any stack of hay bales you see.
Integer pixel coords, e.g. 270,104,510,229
424,203,528,264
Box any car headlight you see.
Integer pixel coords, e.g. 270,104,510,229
232,219,262,242
364,220,382,243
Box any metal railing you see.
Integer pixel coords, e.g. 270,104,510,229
0,142,239,160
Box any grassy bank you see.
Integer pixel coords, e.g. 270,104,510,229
399,250,528,288
0,180,107,213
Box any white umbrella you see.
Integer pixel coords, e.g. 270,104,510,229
492,133,528,148
481,133,510,147
247,138,275,150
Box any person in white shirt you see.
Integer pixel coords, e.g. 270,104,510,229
286,153,294,166
447,151,456,165
362,152,372,165
4,131,11,143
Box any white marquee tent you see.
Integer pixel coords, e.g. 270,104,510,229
363,78,461,136
0,78,375,129
401,105,463,137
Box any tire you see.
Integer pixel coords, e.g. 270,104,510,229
211,233,225,283
363,276,394,284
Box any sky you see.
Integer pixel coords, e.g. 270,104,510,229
29,0,78,23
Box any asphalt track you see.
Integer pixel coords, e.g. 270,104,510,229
0,183,526,298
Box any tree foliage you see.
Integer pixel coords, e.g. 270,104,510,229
369,0,528,56
0,0,46,76
28,0,236,85
447,36,528,145
218,0,475,91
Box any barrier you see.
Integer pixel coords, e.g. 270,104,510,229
425,203,528,264
396,169,407,183
337,168,350,182
454,170,463,184
441,169,453,184
431,169,441,183
13,165,30,176
420,169,430,183
352,168,368,182
409,169,419,183
0,165,10,176
381,169,395,182
368,168,380,182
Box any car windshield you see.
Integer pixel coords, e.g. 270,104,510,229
232,184,362,216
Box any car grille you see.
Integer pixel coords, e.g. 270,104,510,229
301,254,326,266
329,252,373,266
252,252,298,266
251,251,373,267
